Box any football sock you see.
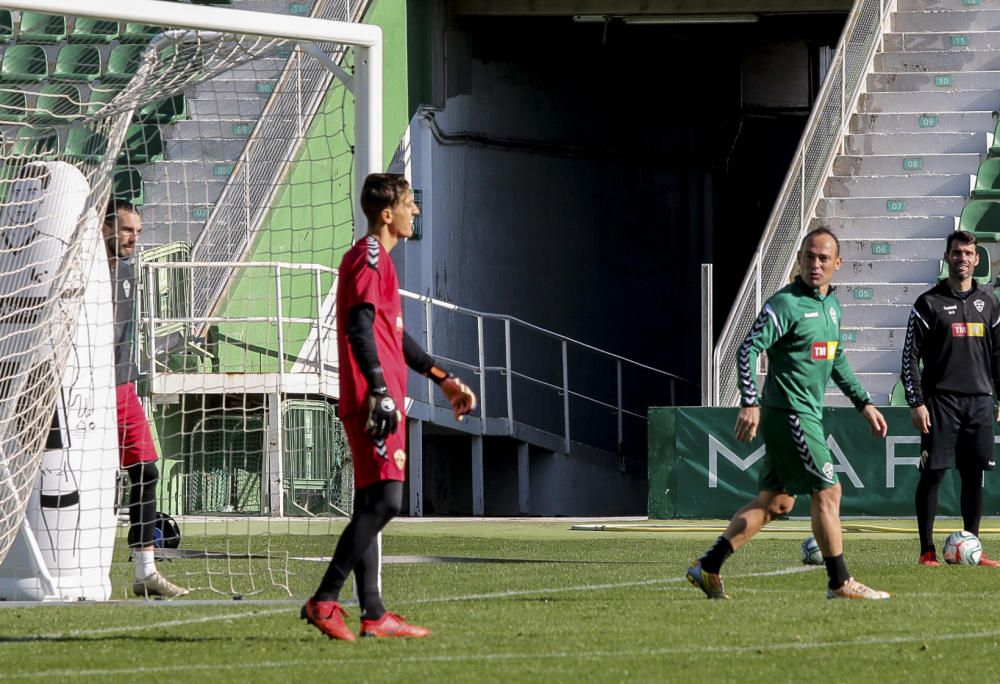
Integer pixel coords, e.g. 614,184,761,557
134,550,155,581
915,468,945,553
823,554,850,590
699,536,733,574
960,469,984,537
315,481,402,602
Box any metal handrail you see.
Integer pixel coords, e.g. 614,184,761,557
712,0,897,406
142,260,696,455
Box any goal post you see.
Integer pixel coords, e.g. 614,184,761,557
0,0,383,599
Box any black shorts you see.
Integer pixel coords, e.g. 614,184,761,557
920,394,997,472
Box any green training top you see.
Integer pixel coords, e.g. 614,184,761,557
737,277,870,420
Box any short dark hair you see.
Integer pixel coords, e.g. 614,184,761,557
801,227,840,256
104,198,138,226
360,173,410,225
946,229,977,252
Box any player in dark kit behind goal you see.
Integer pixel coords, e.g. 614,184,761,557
103,200,188,599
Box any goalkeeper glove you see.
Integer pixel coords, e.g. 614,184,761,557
440,375,476,421
366,386,400,440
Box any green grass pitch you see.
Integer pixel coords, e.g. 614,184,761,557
3,519,1000,682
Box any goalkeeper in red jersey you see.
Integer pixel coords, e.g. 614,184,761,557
301,173,476,641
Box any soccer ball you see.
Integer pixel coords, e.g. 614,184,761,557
801,536,823,566
942,530,983,566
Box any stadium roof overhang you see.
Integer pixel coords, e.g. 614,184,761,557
452,0,852,16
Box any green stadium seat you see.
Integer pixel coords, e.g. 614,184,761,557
0,86,27,123
104,44,146,84
17,12,68,44
64,126,108,162
52,45,102,82
959,200,1000,242
972,159,1000,200
136,94,186,124
119,23,163,43
0,45,49,82
991,121,1000,159
69,18,120,44
118,124,164,164
29,84,82,124
939,244,992,285
9,126,59,160
0,11,14,42
86,86,121,116
113,167,143,205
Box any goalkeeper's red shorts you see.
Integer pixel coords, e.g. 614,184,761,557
115,383,159,467
342,411,407,489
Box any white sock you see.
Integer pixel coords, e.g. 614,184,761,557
134,550,156,581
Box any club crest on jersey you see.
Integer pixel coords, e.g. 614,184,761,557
975,299,985,313
394,449,407,470
952,322,984,337
122,280,131,299
396,315,403,332
811,340,838,360
828,307,837,323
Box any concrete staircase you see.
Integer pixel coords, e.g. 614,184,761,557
810,0,1000,406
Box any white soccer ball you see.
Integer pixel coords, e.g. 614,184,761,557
801,536,823,566
942,530,983,566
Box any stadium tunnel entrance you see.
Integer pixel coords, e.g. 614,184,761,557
395,1,851,514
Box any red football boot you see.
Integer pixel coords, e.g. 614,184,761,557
301,598,356,641
360,611,432,638
919,551,941,566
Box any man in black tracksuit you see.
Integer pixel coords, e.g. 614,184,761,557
901,230,1000,566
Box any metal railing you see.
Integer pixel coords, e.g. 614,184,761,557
712,0,897,406
141,261,697,457
189,0,370,319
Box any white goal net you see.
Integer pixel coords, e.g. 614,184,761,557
0,0,380,600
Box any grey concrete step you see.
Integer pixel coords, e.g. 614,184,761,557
836,258,940,283
858,90,1000,113
837,282,936,305
186,96,272,119
832,153,982,176
816,194,967,217
845,131,989,154
824,173,970,197
877,49,1000,72
167,137,248,161
850,110,999,134
825,372,896,404
840,302,916,327
883,31,1000,52
847,348,906,374
868,70,1000,93
898,0,991,10
144,178,227,206
837,238,949,260
840,326,907,351
813,215,957,238
894,10,1000,33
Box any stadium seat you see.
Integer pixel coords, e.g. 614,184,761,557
17,12,68,44
972,159,1000,200
29,84,82,124
52,45,102,82
939,244,992,285
86,87,121,116
991,121,1000,159
959,200,1000,242
9,126,59,160
113,167,143,205
119,23,163,43
64,126,108,162
889,381,908,407
0,45,49,82
136,94,187,124
0,87,27,123
118,124,164,164
104,44,147,84
69,18,120,44
0,11,14,42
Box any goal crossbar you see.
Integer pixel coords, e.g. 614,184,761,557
0,0,383,204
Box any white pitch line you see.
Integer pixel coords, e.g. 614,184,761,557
12,565,812,643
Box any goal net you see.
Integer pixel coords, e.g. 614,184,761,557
0,0,379,600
